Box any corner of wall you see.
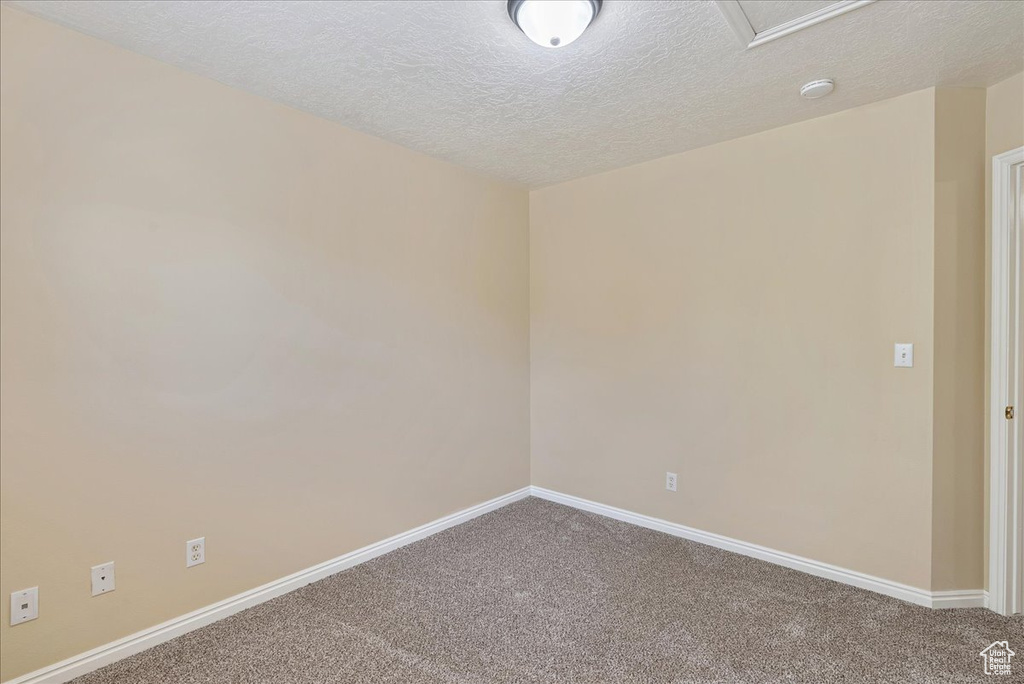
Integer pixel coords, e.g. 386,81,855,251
930,86,988,591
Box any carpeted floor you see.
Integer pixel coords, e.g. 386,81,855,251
73,497,1022,683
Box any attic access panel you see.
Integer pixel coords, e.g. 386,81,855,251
716,0,875,49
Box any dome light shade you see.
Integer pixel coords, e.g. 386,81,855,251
508,0,602,49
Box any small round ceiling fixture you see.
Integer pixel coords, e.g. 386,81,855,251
800,79,835,99
508,0,602,49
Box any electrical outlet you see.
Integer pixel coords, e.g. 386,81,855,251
10,587,38,626
91,562,115,596
666,472,678,492
186,537,205,568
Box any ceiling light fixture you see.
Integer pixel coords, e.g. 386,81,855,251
508,0,602,49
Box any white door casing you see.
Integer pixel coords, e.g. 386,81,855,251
989,146,1024,616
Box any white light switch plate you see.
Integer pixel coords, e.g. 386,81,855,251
91,562,115,596
894,343,914,368
10,587,38,626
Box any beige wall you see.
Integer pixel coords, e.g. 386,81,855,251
931,88,986,591
986,73,1024,161
531,89,941,590
0,7,530,681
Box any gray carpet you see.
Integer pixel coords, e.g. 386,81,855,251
73,497,1022,683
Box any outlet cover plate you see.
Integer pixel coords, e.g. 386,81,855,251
666,472,678,492
91,561,115,596
186,537,205,568
10,587,38,625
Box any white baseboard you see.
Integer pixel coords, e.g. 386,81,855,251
530,486,988,611
5,487,531,684
930,589,989,609
7,484,989,683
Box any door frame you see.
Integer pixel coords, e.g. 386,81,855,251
989,146,1024,616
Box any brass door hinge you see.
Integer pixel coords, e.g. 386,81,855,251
1008,406,1015,420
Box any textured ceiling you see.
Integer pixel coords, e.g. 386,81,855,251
4,0,1022,187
